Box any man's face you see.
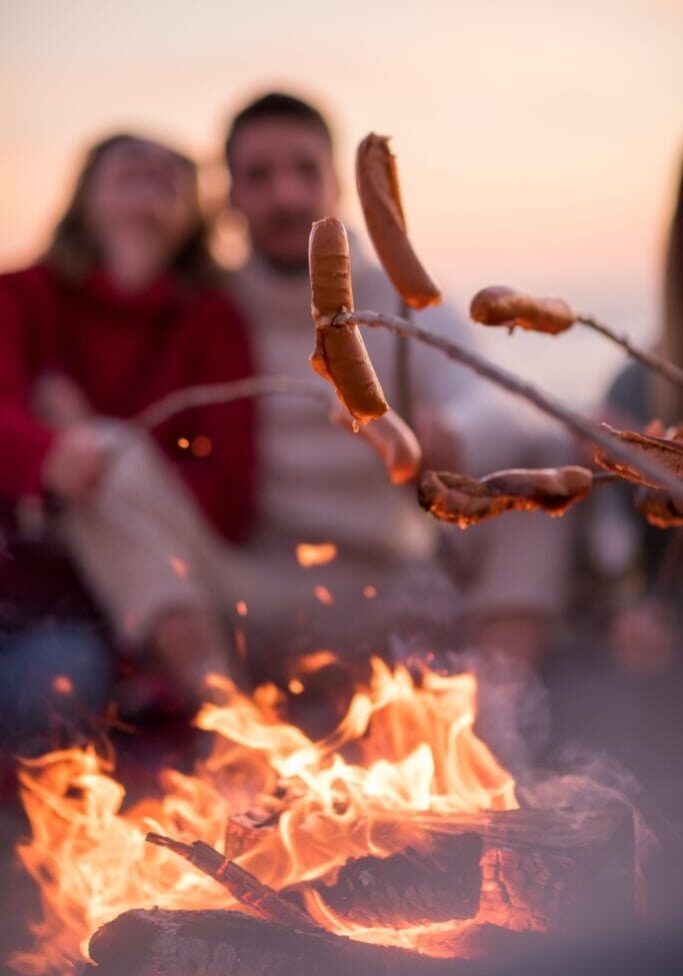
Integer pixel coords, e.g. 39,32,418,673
229,118,340,272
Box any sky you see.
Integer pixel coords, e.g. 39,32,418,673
2,0,682,403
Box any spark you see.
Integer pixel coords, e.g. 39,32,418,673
313,585,334,606
52,675,74,695
191,435,212,458
296,543,337,568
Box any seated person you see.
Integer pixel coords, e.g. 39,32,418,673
593,153,683,674
0,132,257,750
222,91,576,670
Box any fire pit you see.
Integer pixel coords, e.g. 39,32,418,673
11,658,637,976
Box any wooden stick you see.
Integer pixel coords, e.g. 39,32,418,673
334,309,683,504
145,833,317,930
577,314,683,390
137,376,329,431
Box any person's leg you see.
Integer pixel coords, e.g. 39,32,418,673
446,507,575,667
57,420,252,693
0,622,113,757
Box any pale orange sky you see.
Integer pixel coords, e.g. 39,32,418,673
2,0,682,400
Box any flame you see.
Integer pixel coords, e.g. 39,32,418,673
13,659,517,975
295,543,338,567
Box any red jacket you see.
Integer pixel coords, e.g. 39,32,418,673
0,264,256,623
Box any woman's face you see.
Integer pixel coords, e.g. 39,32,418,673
84,139,200,267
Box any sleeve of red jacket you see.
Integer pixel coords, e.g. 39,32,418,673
171,296,257,544
0,273,56,498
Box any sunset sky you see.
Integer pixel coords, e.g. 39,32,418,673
2,0,682,401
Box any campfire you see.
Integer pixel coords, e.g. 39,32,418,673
10,130,676,976
11,655,637,976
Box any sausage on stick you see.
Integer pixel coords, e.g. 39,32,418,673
309,217,388,422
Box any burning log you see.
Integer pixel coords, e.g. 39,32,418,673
84,803,633,976
301,804,635,938
82,907,520,976
299,831,483,926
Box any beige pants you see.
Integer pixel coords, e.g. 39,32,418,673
56,423,425,666
58,421,573,671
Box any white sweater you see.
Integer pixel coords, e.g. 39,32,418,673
231,237,525,563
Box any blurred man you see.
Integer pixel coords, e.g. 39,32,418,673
224,91,572,668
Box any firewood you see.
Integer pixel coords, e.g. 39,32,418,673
145,833,315,930
297,831,482,927
84,906,533,976
300,805,634,937
418,805,635,935
85,805,633,975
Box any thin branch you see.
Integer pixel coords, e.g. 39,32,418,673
577,314,683,389
145,832,316,929
137,376,329,431
335,309,683,504
591,470,619,485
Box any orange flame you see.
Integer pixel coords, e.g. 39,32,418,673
12,659,517,975
295,543,338,567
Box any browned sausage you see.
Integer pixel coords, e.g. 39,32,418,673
356,134,441,310
309,217,388,422
470,285,576,335
330,403,421,484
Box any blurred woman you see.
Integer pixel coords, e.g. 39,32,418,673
0,134,256,750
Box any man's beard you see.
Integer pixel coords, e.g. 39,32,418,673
253,211,316,275
258,251,310,275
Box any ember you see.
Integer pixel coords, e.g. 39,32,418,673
295,543,338,568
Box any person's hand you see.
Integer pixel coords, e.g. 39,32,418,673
42,424,108,502
32,373,93,428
